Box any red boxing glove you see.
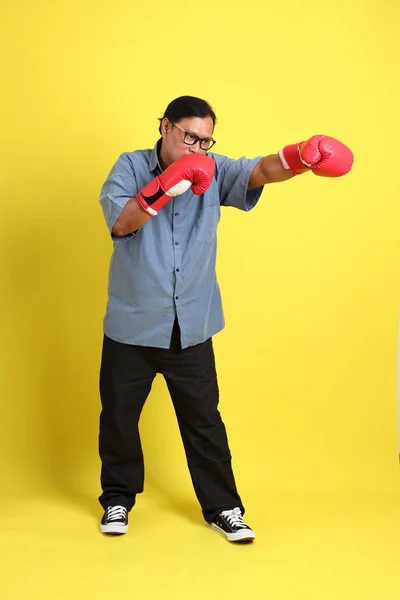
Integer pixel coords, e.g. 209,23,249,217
278,135,354,177
136,154,215,216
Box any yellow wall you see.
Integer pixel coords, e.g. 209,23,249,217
1,0,399,509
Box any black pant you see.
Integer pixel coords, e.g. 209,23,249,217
98,320,244,523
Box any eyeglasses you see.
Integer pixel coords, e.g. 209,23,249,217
171,121,216,151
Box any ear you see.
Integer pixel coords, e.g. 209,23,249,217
161,117,171,139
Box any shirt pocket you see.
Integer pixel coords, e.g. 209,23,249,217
193,203,221,244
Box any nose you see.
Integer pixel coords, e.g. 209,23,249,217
191,139,204,152
189,141,205,154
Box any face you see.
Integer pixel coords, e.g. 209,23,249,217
160,116,215,168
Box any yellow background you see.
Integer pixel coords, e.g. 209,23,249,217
1,0,400,598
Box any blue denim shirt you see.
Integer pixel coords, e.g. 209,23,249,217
99,141,264,348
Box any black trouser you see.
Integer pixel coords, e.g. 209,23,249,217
98,320,244,523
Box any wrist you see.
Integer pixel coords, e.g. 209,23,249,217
279,143,310,175
136,192,158,216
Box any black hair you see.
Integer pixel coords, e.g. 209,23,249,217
158,95,217,134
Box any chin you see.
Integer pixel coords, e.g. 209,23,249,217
175,152,189,162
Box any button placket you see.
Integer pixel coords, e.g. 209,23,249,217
172,198,182,304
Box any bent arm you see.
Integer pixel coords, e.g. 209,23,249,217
112,198,152,237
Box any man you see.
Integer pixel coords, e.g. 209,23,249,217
98,95,353,542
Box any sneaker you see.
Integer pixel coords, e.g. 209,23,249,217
211,507,256,542
100,505,128,534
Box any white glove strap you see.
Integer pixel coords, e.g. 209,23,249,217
166,179,192,197
278,149,290,170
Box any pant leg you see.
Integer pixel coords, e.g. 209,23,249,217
98,334,156,511
161,336,245,523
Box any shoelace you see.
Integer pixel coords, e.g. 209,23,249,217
220,507,247,528
106,505,127,522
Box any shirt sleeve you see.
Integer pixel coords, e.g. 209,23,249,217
99,152,138,243
212,153,265,211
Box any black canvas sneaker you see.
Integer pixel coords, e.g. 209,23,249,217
100,505,128,534
211,507,256,542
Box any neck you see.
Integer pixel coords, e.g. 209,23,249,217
158,141,170,171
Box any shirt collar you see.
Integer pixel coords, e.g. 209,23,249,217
149,138,163,173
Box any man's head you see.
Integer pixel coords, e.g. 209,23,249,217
158,96,217,168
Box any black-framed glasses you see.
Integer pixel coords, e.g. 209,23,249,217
171,121,216,151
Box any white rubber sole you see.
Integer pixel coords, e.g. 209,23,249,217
101,523,128,535
211,523,256,542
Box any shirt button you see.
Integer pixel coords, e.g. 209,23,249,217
176,268,180,272
175,241,179,245
175,296,179,300
175,213,179,217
